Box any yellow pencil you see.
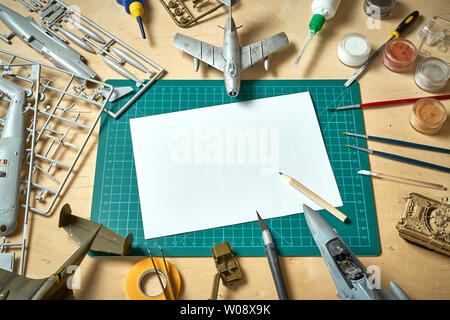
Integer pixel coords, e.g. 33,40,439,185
279,172,348,223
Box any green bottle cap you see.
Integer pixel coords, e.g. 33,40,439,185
309,14,326,34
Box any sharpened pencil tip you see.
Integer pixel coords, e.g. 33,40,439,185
278,171,283,175
327,108,336,111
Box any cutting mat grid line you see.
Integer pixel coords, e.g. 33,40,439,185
90,80,380,257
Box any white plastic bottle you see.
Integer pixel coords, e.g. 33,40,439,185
295,0,342,65
310,0,341,33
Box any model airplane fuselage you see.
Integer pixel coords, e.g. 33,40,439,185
173,0,288,97
221,14,241,97
303,204,410,300
0,4,96,80
0,78,25,237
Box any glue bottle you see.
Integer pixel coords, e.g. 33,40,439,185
295,0,341,65
310,0,341,33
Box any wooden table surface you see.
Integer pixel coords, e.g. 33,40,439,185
1,0,449,300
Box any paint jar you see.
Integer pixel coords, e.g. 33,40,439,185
337,33,371,67
382,38,417,73
363,0,396,20
409,98,447,134
415,57,449,92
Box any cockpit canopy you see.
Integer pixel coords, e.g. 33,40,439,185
227,62,237,78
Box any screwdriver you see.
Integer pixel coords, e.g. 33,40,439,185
116,0,147,39
344,10,419,87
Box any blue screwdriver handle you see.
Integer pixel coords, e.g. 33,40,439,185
373,150,450,173
368,135,450,154
116,0,144,13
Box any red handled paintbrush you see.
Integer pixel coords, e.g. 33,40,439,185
328,93,450,111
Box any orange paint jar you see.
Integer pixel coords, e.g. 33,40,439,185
383,38,417,73
409,98,447,134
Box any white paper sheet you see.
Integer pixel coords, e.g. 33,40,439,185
130,92,343,239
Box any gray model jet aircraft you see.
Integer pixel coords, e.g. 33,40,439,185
173,0,289,97
0,78,25,237
0,4,96,80
303,204,410,300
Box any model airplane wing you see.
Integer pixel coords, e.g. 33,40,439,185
241,32,289,71
173,33,225,72
0,268,47,300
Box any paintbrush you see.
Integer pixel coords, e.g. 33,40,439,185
343,132,450,154
328,93,450,111
347,145,450,173
358,170,446,190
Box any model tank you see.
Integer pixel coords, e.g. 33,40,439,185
396,193,449,257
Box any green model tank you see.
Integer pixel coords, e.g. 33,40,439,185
396,193,450,257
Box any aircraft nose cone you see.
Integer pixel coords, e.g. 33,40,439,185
303,204,328,236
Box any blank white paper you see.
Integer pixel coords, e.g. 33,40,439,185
130,92,343,239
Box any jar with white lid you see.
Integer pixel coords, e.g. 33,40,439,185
415,57,449,92
337,33,371,67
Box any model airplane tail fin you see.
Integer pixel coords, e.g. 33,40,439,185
218,0,240,16
58,203,133,256
218,0,241,7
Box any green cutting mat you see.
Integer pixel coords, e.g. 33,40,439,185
90,79,380,257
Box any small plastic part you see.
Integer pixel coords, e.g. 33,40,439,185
363,0,396,20
415,56,449,92
382,38,417,72
158,0,225,28
417,18,443,46
337,33,371,67
409,98,447,135
416,14,449,56
0,253,14,272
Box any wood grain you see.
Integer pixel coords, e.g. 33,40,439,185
1,0,449,300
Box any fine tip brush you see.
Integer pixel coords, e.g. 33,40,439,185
327,94,450,111
342,132,450,154
347,145,450,173
358,170,446,191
